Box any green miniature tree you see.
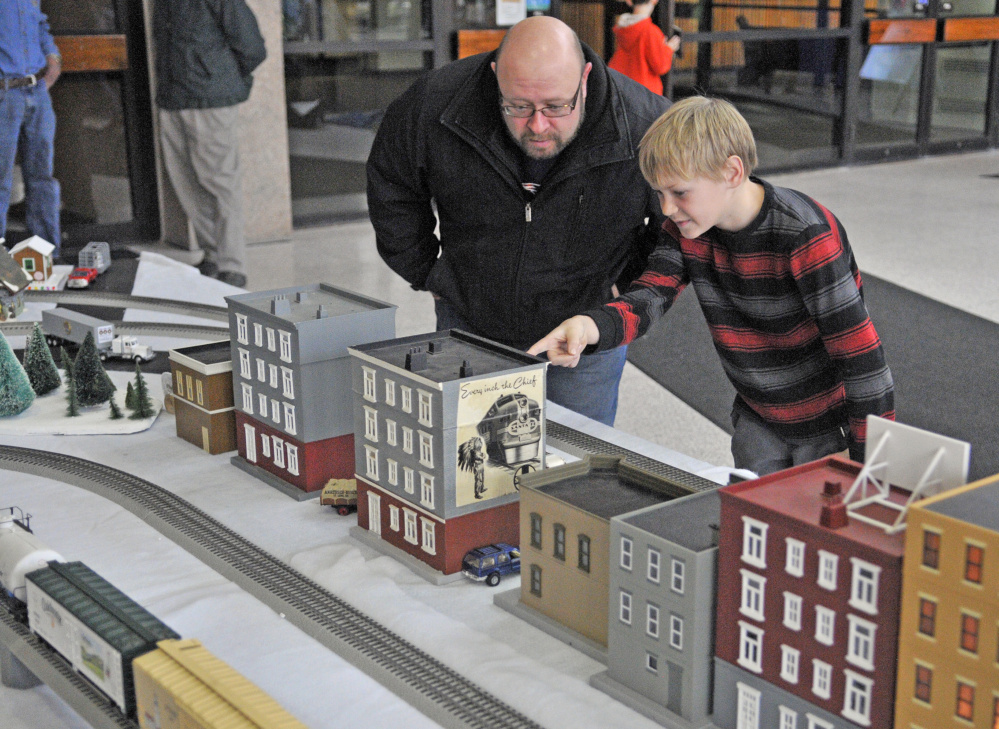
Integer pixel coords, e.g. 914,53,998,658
22,323,61,396
65,370,80,417
60,347,74,384
124,381,136,410
73,332,115,407
130,362,155,419
108,396,124,420
0,333,35,416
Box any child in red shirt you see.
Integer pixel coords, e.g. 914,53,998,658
608,0,681,96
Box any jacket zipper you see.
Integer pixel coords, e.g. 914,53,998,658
525,202,532,223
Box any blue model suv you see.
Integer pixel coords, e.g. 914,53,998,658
462,543,521,586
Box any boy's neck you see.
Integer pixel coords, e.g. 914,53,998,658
721,178,765,233
630,3,656,18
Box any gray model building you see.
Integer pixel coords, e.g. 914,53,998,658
0,246,30,321
349,329,547,576
593,489,720,729
227,284,396,497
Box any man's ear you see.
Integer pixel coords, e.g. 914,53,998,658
491,61,497,75
723,155,746,188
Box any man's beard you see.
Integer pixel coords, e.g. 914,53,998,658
508,106,585,160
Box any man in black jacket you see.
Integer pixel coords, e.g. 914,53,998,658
153,0,265,288
367,16,669,425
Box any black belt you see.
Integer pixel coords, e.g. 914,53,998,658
0,74,38,91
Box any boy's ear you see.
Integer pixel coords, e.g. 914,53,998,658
723,155,746,188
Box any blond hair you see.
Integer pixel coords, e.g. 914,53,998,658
639,96,757,186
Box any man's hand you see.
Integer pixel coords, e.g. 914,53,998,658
43,54,61,89
527,315,600,368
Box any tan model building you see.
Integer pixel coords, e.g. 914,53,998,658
895,472,999,729
169,341,236,454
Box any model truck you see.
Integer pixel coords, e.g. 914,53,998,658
41,308,156,362
78,241,111,274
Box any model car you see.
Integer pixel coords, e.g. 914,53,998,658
461,543,520,586
320,478,357,516
66,267,99,289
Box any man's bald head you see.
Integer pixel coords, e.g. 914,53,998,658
494,16,585,75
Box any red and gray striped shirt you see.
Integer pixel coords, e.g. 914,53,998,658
588,179,895,449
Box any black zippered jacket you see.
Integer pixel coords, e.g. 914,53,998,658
366,46,669,350
153,0,266,110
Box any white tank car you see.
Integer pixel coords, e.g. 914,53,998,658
0,509,63,605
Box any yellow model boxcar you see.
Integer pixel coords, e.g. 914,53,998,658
133,639,308,729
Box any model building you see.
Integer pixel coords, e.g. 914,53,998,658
169,340,237,454
9,236,57,289
349,329,546,576
894,472,999,729
227,284,396,496
0,246,30,321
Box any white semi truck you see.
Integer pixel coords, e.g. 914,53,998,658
41,308,156,363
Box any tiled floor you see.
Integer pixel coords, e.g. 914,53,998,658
152,149,999,469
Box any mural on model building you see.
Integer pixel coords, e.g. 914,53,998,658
455,373,543,506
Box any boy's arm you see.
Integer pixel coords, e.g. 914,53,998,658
527,316,600,367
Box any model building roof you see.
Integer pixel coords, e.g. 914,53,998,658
0,247,30,294
169,340,233,368
922,479,999,532
622,489,721,551
351,329,543,384
723,456,907,555
227,284,394,325
10,235,54,256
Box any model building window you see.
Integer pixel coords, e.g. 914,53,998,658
814,606,835,645
921,529,941,569
256,358,266,382
914,664,932,702
404,467,415,494
269,364,278,388
272,437,285,468
849,559,880,614
737,623,763,673
578,535,590,572
270,399,280,423
364,407,379,442
960,612,980,653
545,524,563,560
671,558,685,594
235,314,248,344
817,550,838,590
365,445,379,480
279,331,292,362
185,375,193,402
740,570,766,621
955,681,975,721
647,548,661,583
420,518,436,554
420,473,434,508
530,513,542,549
780,645,799,683
387,459,398,485
261,433,271,458
258,393,268,416
530,564,542,597
22,257,35,273
244,424,257,461
741,517,768,568
811,659,832,699
778,706,798,729
287,445,299,475
669,614,683,650
620,536,633,571
362,367,377,402
418,431,433,468
283,404,297,435
382,378,395,406
418,390,432,426
175,371,184,398
279,367,293,399
992,695,999,727
196,380,203,406
401,386,412,413
646,653,658,673
965,543,984,584
842,672,873,725
239,349,251,378
266,327,276,352
253,322,263,347
404,510,418,545
736,684,761,729
918,598,937,636
846,615,876,670
403,427,413,454
647,603,660,638
619,591,632,624
389,505,400,531
241,383,253,413
785,538,805,577
783,593,802,631
386,420,397,446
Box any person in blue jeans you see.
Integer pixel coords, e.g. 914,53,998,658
0,0,62,257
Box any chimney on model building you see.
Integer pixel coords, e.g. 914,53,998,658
819,480,849,529
405,346,427,371
459,359,474,377
428,340,444,354
271,295,291,317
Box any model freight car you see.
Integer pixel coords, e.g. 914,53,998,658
133,639,308,729
25,561,181,717
78,242,111,274
41,307,155,362
0,507,63,619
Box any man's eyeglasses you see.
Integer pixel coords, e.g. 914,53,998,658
500,73,583,119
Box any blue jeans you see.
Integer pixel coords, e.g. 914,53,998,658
434,297,628,426
730,400,848,476
0,82,61,254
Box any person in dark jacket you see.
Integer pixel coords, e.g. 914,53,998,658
153,0,266,288
366,16,669,425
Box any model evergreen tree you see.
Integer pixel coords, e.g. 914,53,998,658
65,370,80,417
22,323,61,396
125,381,136,410
130,362,155,419
60,347,74,384
108,396,123,420
73,332,115,406
0,333,35,416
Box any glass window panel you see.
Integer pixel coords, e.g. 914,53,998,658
284,0,430,42
930,44,990,142
45,0,120,33
855,44,922,148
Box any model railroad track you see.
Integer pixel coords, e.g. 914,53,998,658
25,291,230,322
0,320,228,341
546,421,720,495
0,445,543,729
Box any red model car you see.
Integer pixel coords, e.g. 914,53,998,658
66,267,99,289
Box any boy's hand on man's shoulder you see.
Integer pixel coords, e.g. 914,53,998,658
527,316,600,368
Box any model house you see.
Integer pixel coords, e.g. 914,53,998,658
349,329,546,576
169,340,237,454
894,472,999,729
10,236,55,287
0,247,30,321
594,488,720,728
516,455,690,649
227,284,396,497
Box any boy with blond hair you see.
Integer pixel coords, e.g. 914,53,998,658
529,96,895,475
